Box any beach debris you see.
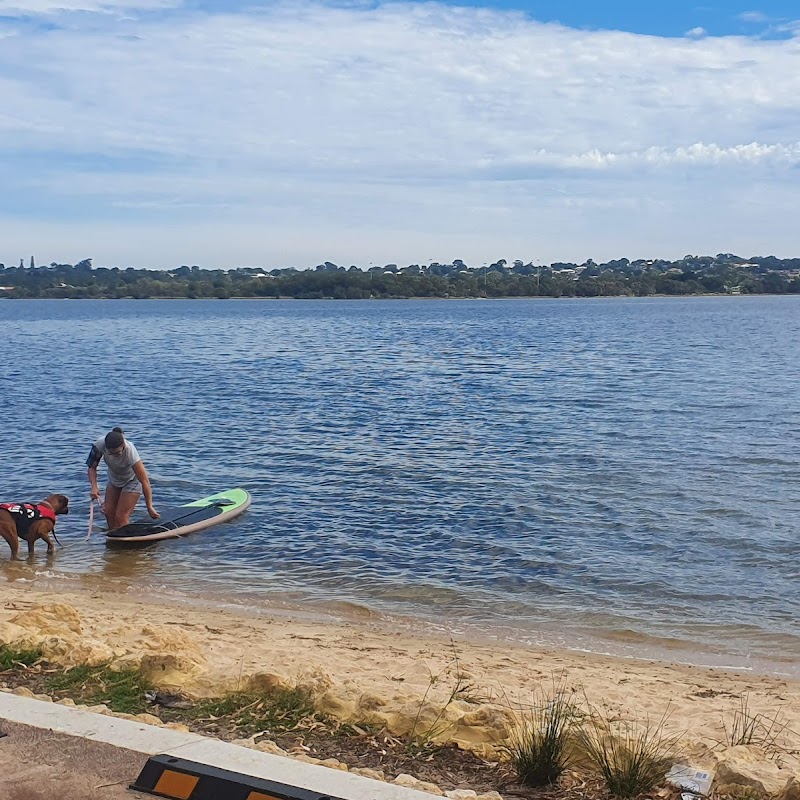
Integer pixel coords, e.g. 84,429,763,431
666,764,713,796
144,689,193,709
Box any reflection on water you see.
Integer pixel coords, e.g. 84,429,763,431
1,296,799,675
100,545,163,582
3,557,54,584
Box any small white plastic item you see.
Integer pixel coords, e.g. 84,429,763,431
666,765,714,797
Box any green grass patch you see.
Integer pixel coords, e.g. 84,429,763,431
0,644,43,670
182,687,319,736
507,682,580,787
578,710,681,798
406,644,471,755
43,665,153,715
723,695,788,754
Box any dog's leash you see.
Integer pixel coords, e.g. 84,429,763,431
86,498,97,541
51,499,96,552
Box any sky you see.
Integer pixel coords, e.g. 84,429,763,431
1,0,799,269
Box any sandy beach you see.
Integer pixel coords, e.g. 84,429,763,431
1,579,798,795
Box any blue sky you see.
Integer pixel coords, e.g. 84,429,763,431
1,0,799,268
415,0,800,37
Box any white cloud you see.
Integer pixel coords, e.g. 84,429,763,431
685,26,707,38
774,19,800,36
0,0,178,12
738,11,770,24
1,1,800,266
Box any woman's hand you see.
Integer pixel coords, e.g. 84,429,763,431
90,488,102,501
147,504,160,519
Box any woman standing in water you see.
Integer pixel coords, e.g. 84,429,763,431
87,427,159,530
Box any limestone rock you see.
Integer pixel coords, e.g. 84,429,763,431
134,713,163,726
319,758,348,771
350,767,386,781
1,607,112,668
254,740,289,757
139,652,205,687
316,690,356,719
296,666,333,697
292,754,322,765
0,621,30,648
230,737,258,750
113,713,140,722
246,672,288,692
12,686,36,698
715,745,796,795
139,624,205,655
119,625,206,688
391,701,442,738
39,635,115,667
446,791,478,799
392,773,445,796
102,626,211,693
776,778,800,800
163,722,191,733
358,693,387,711
454,704,512,745
11,604,82,637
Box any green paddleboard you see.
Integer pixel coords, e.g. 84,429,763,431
106,488,251,543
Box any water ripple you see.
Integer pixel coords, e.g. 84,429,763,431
1,296,799,675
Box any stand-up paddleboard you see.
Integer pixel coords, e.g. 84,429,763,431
106,488,251,543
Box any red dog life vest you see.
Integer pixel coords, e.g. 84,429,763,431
0,503,56,536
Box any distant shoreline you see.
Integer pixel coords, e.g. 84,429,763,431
4,255,800,300
3,292,798,301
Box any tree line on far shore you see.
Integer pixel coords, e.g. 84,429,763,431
2,254,800,299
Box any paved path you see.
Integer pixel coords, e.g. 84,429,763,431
0,720,145,800
0,692,438,800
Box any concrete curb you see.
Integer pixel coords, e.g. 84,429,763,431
0,692,439,799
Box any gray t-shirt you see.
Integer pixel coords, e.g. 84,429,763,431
87,438,141,487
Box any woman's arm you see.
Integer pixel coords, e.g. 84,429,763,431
133,461,160,518
87,464,102,500
86,445,103,500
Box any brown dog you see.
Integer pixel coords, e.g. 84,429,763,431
0,494,69,559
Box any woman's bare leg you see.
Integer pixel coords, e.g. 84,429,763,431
104,484,121,529
114,490,141,528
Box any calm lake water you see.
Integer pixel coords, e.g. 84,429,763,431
1,297,798,675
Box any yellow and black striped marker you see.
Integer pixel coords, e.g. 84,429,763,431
131,754,344,800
